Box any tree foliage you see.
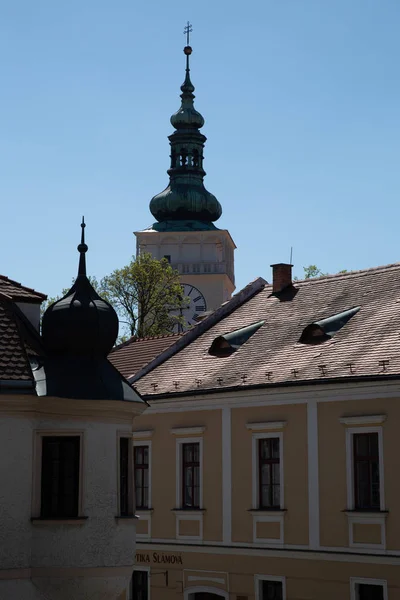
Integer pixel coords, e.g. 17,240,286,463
100,253,185,338
294,265,347,280
41,254,185,341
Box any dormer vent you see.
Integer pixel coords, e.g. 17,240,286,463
209,321,264,357
299,306,360,344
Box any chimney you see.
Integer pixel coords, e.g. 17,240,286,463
271,263,293,294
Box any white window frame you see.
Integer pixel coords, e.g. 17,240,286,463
176,436,203,510
32,430,84,519
350,577,388,600
128,566,151,600
255,574,286,600
345,426,385,511
133,440,152,510
252,432,284,510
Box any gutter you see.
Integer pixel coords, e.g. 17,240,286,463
138,373,400,401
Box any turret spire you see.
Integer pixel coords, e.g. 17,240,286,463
77,216,88,277
149,24,222,230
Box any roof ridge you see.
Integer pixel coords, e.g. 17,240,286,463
130,276,267,384
291,261,400,286
111,331,183,352
0,274,47,299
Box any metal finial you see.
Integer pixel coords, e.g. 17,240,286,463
184,21,193,46
77,216,88,276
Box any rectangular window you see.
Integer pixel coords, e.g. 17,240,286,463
357,583,384,600
134,445,149,509
41,436,80,518
258,437,280,509
353,432,380,510
163,254,171,263
120,437,131,516
182,442,200,509
129,570,149,600
261,580,283,600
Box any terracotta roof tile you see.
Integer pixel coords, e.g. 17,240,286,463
109,333,182,379
133,263,400,397
0,299,33,381
0,275,46,302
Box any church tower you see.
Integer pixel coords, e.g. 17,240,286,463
135,24,236,331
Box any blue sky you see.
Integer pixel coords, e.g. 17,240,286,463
1,0,400,297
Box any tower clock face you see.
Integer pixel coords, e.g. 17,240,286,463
171,283,207,333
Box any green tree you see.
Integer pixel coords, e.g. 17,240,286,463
41,256,186,340
302,265,326,279
100,253,185,338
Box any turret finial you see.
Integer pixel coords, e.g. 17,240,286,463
77,216,88,276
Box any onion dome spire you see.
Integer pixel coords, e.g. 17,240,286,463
42,218,119,357
149,23,222,229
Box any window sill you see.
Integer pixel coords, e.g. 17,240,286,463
31,517,88,525
115,515,139,521
172,508,206,514
248,508,287,516
345,510,389,519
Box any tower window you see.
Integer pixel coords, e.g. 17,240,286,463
41,436,80,518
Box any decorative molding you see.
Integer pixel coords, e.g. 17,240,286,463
31,518,88,525
175,510,203,542
132,429,154,439
222,407,232,544
340,415,387,425
0,396,145,421
187,576,225,584
252,514,284,545
248,510,286,516
347,511,387,550
307,400,320,550
140,380,400,413
246,421,287,431
170,426,206,435
345,511,389,519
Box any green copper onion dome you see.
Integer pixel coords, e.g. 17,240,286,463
149,36,222,227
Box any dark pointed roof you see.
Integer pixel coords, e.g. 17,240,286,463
149,29,222,230
34,219,145,404
42,218,119,358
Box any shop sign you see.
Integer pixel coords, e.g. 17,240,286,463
135,551,183,565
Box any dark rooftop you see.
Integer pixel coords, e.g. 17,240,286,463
130,263,400,397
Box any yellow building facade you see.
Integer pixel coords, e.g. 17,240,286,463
109,262,400,600
120,379,399,600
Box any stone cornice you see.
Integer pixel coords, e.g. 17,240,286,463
0,395,146,421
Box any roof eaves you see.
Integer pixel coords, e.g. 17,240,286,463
130,277,267,384
0,275,47,300
139,373,400,400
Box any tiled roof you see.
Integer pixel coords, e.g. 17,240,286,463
0,298,34,381
0,275,46,302
133,263,400,397
109,333,183,379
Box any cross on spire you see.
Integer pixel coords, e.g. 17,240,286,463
184,21,192,46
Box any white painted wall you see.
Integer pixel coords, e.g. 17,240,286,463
0,409,137,600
